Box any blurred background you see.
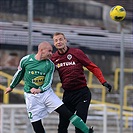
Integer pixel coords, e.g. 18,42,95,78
0,0,132,133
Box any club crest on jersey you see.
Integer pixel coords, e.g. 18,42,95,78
67,54,72,60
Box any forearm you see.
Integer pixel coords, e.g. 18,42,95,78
86,62,106,84
10,70,24,89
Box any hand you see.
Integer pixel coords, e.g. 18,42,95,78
5,87,13,94
102,82,112,92
30,88,41,94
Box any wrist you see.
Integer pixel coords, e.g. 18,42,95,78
102,81,107,86
10,86,14,89
39,87,43,92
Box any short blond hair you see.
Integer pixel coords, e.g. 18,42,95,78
53,32,66,39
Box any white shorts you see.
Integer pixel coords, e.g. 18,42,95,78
24,88,63,122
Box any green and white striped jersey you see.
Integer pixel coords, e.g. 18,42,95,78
10,54,55,93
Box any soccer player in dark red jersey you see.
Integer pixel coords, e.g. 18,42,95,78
51,32,112,133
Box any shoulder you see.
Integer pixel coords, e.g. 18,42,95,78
20,54,34,64
51,51,59,61
20,55,30,62
21,54,30,59
52,51,58,56
69,47,84,55
48,59,54,65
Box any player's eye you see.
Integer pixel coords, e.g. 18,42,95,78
54,39,58,43
59,38,63,41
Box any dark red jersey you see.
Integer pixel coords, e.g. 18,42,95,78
51,47,106,91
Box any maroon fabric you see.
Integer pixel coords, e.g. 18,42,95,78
51,47,106,90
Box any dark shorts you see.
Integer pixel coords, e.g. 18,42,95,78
63,86,91,121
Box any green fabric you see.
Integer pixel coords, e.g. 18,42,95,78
10,54,55,92
69,114,89,133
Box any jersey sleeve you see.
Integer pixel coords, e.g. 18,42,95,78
75,49,106,84
86,62,106,84
39,61,55,92
10,55,28,89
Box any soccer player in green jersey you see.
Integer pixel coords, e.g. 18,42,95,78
5,41,93,133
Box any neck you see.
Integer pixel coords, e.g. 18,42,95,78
35,54,41,60
58,46,68,54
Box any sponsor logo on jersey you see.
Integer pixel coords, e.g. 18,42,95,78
29,71,45,75
56,61,76,68
32,76,45,86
